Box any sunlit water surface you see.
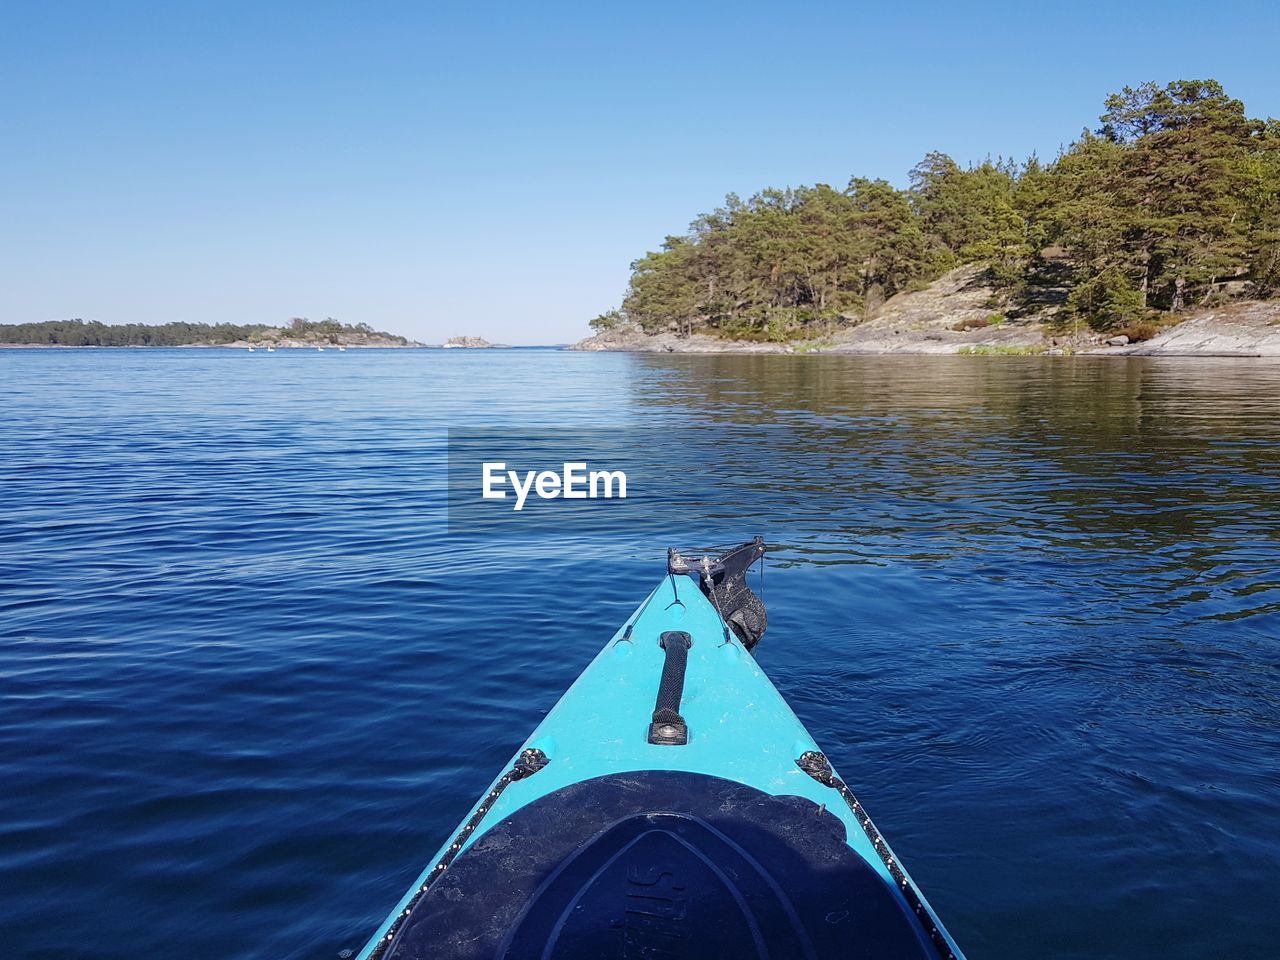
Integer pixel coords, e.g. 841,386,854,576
1,349,1278,959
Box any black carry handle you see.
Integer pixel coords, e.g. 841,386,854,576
647,631,692,745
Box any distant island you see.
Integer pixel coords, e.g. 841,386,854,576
442,335,493,349
0,317,415,348
577,79,1280,356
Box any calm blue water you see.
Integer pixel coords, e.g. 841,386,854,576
2,348,1278,959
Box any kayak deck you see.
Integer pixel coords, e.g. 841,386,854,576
359,557,964,959
387,770,938,958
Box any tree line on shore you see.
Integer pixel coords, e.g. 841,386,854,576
593,80,1279,341
0,317,407,346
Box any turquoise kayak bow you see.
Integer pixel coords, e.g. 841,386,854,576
357,540,965,959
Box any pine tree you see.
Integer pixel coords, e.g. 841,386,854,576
605,80,1278,340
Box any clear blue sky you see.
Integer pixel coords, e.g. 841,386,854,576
3,1,1277,344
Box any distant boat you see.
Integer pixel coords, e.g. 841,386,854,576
339,346,346,352
317,347,324,352
266,347,275,352
247,346,255,352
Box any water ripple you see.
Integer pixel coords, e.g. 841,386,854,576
1,350,1278,959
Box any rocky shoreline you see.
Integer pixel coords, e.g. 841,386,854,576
572,266,1280,358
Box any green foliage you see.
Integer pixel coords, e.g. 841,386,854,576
597,79,1278,339
620,182,931,338
1239,119,1280,296
1054,80,1262,314
911,153,1028,280
792,338,834,354
588,309,626,332
1114,321,1161,342
1066,267,1148,331
0,317,406,346
959,344,1047,355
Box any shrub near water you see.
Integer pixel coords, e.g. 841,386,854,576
952,313,1007,331
1114,322,1162,342
959,344,1048,355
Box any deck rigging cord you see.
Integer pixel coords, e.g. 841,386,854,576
618,579,664,643
366,748,549,960
664,570,684,610
796,751,957,960
700,554,734,645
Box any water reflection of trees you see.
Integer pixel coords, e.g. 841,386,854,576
626,356,1280,592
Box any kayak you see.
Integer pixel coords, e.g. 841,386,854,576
356,540,965,959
